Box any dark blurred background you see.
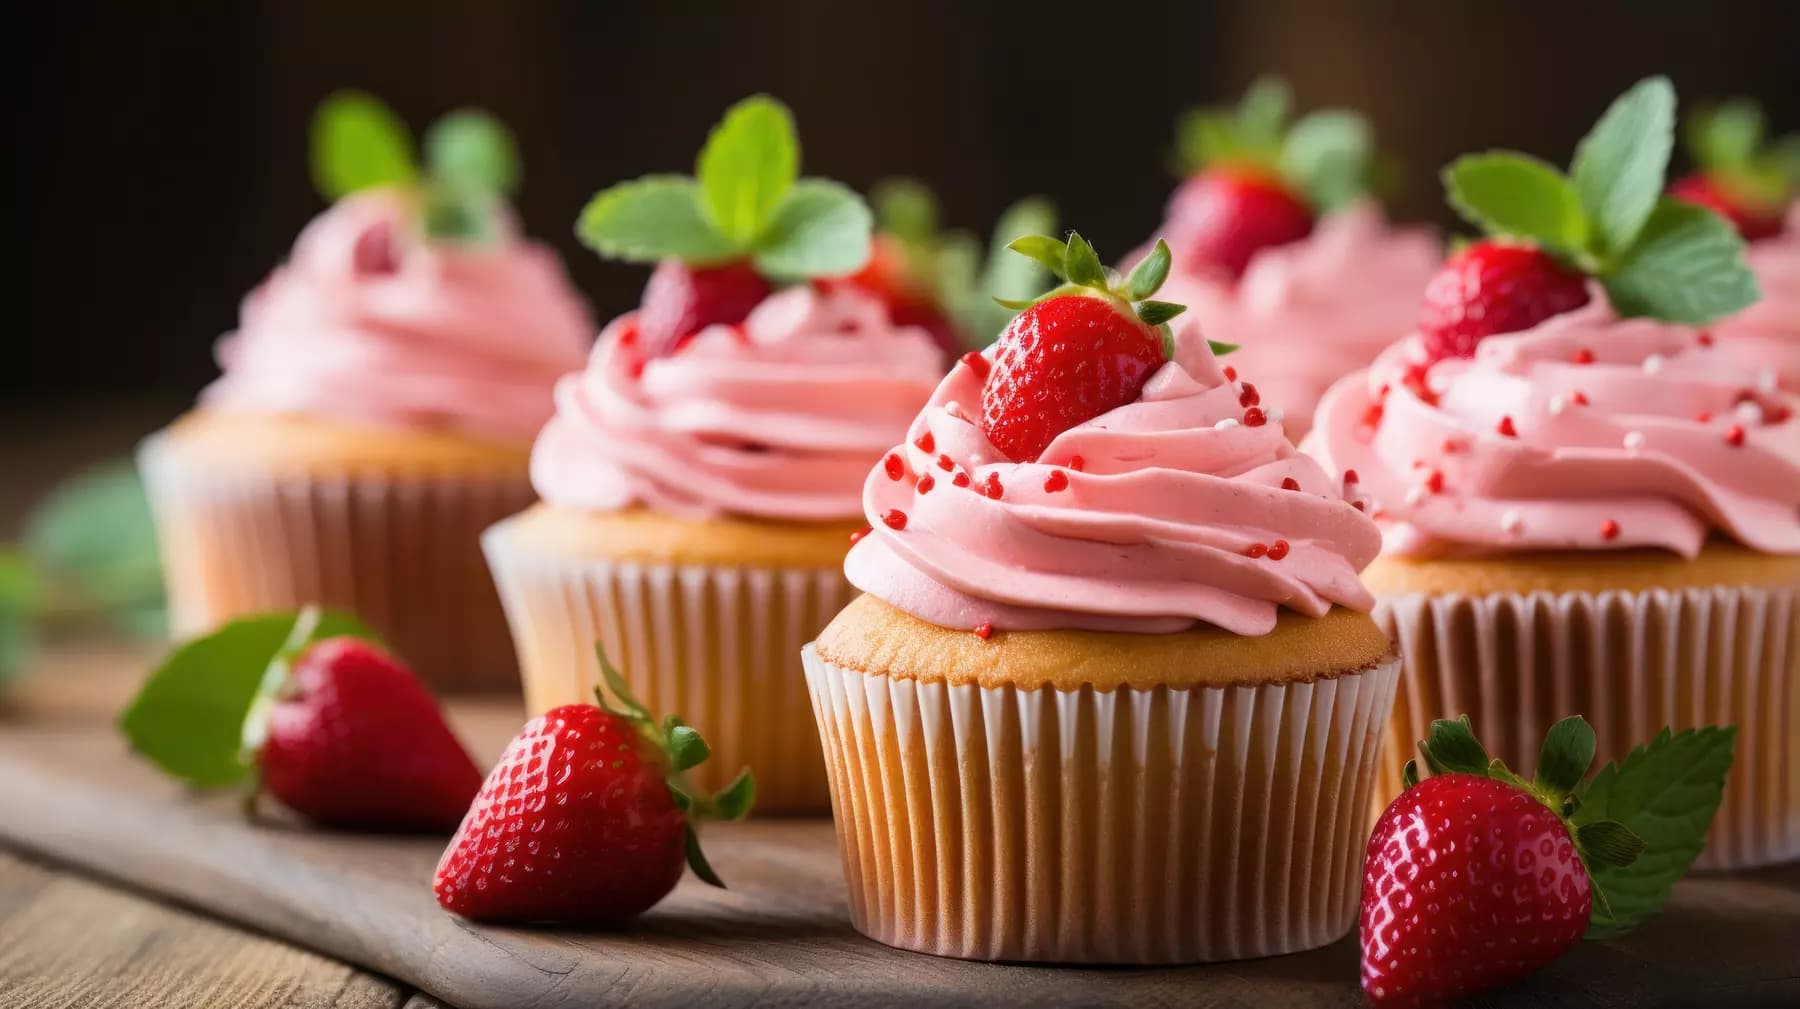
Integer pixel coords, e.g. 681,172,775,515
8,2,1800,456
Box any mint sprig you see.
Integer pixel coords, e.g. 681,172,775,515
1443,76,1759,324
1173,76,1377,212
1683,97,1800,213
1002,233,1233,360
576,95,872,281
310,90,521,243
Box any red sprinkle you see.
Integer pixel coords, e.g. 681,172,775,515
881,509,908,530
1695,411,1713,423
1244,406,1268,427
1267,539,1290,561
1068,455,1085,472
728,324,751,346
1601,519,1620,541
1361,402,1385,429
1496,415,1518,438
1769,405,1794,424
1239,382,1261,408
1697,330,1715,347
1281,477,1302,491
1571,390,1590,406
628,359,647,380
1043,470,1069,493
1245,542,1269,558
1573,348,1596,365
937,453,955,471
883,453,905,480
916,474,935,494
1344,469,1361,485
914,430,936,453
1725,424,1747,447
617,325,639,348
960,351,991,380
1424,469,1445,494
849,525,871,546
1441,439,1461,454
1223,365,1238,381
972,621,994,640
981,473,1004,499
1352,500,1367,512
952,471,972,488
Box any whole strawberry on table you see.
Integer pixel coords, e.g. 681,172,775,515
1362,715,1736,1007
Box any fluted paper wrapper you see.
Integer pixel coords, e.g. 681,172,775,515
1377,582,1800,870
138,432,530,693
483,517,854,813
803,646,1402,963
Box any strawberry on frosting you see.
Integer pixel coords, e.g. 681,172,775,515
1716,203,1800,388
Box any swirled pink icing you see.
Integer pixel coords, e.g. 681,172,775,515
1145,201,1439,441
203,189,595,443
1306,294,1800,558
531,285,945,520
844,324,1382,635
1717,203,1799,389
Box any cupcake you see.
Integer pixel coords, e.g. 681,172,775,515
1306,78,1792,869
140,92,593,692
804,233,1400,963
483,96,944,812
1134,78,1439,441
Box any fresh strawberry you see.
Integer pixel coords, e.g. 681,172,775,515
1668,172,1786,241
979,232,1189,462
826,234,959,354
255,636,483,832
434,648,753,924
636,258,771,357
1417,240,1591,362
1166,168,1315,278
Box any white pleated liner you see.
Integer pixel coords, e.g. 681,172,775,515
137,432,532,693
483,516,855,813
1377,583,1799,871
803,646,1402,963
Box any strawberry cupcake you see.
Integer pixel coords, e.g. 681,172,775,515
483,96,943,812
139,93,592,692
1136,79,1439,441
804,233,1401,963
1308,78,1794,869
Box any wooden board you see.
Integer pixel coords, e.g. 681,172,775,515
2,712,1798,1009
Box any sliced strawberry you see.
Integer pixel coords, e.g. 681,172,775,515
1668,172,1786,241
1417,240,1592,362
1166,167,1315,279
637,258,771,357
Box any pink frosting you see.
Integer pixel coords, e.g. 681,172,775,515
531,285,944,520
845,325,1382,635
203,189,595,443
1306,295,1800,559
1717,203,1799,389
1147,201,1439,441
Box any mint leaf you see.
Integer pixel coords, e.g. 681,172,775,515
25,459,164,636
576,175,740,265
1534,715,1597,799
1576,820,1648,868
420,183,499,243
1445,152,1590,255
1687,99,1765,173
1604,197,1760,323
750,179,872,280
1282,110,1372,212
1574,726,1736,938
120,610,376,788
697,95,799,246
424,110,520,197
1571,76,1675,254
871,177,939,244
0,548,40,682
310,91,418,201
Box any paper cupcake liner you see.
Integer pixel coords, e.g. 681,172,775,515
1377,582,1799,870
803,646,1402,963
138,432,532,693
483,515,854,813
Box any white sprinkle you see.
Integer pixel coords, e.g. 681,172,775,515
1643,354,1666,375
1501,509,1524,534
1547,393,1569,416
1759,368,1780,393
1214,418,1241,430
1736,400,1765,425
1623,431,1646,452
1267,406,1286,424
1405,486,1428,507
942,400,965,421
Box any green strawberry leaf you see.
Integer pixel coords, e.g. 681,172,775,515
1445,152,1591,256
871,177,940,245
1174,109,1245,174
1603,197,1760,324
1124,239,1172,301
668,724,710,772
310,90,419,201
24,459,165,637
1281,110,1373,212
1571,75,1676,254
1534,715,1598,800
1208,340,1239,357
712,768,755,821
684,823,726,887
1062,233,1107,289
697,95,800,247
576,175,740,265
751,179,873,280
121,610,376,788
1418,715,1492,776
1136,300,1186,327
1573,726,1736,938
982,197,1058,298
1005,234,1069,280
1686,98,1765,173
424,110,520,197
1236,76,1293,151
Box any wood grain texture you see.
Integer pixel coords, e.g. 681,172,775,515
2,719,1797,1009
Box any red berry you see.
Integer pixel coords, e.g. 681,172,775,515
980,292,1165,462
1418,241,1591,362
638,259,771,357
351,220,399,275
882,509,908,530
828,235,959,354
1668,172,1786,241
1361,774,1592,1007
1166,168,1315,278
257,638,482,832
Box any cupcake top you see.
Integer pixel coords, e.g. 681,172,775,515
1716,203,1799,385
846,233,1382,637
538,95,945,521
1307,77,1786,560
202,93,592,443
